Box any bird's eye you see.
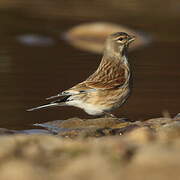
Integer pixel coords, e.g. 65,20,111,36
118,37,124,41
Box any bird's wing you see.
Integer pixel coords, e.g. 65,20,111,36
85,78,126,89
85,58,128,90
46,83,94,100
68,60,127,91
47,58,128,100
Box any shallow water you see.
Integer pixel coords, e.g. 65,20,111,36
0,9,180,130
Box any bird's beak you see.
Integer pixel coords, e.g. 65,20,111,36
128,35,135,43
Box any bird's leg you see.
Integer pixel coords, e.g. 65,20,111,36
103,112,130,122
103,112,117,118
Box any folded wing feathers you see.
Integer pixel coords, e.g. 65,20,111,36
47,58,127,101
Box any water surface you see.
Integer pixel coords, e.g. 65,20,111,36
0,10,180,130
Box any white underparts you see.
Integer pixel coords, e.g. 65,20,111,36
66,100,105,115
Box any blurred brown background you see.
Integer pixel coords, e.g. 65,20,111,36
0,0,180,129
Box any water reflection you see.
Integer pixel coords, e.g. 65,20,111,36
16,34,56,46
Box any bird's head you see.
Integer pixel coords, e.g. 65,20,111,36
105,32,135,57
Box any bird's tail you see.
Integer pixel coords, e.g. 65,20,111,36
27,103,62,111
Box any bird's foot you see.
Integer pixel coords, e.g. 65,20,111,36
103,112,117,118
117,117,135,123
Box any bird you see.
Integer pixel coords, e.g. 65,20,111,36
27,32,135,117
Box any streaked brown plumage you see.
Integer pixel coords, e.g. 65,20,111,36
27,32,135,117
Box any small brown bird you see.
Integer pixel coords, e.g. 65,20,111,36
27,32,135,117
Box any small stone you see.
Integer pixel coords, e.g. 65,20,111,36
64,22,150,54
157,121,180,140
126,127,155,144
